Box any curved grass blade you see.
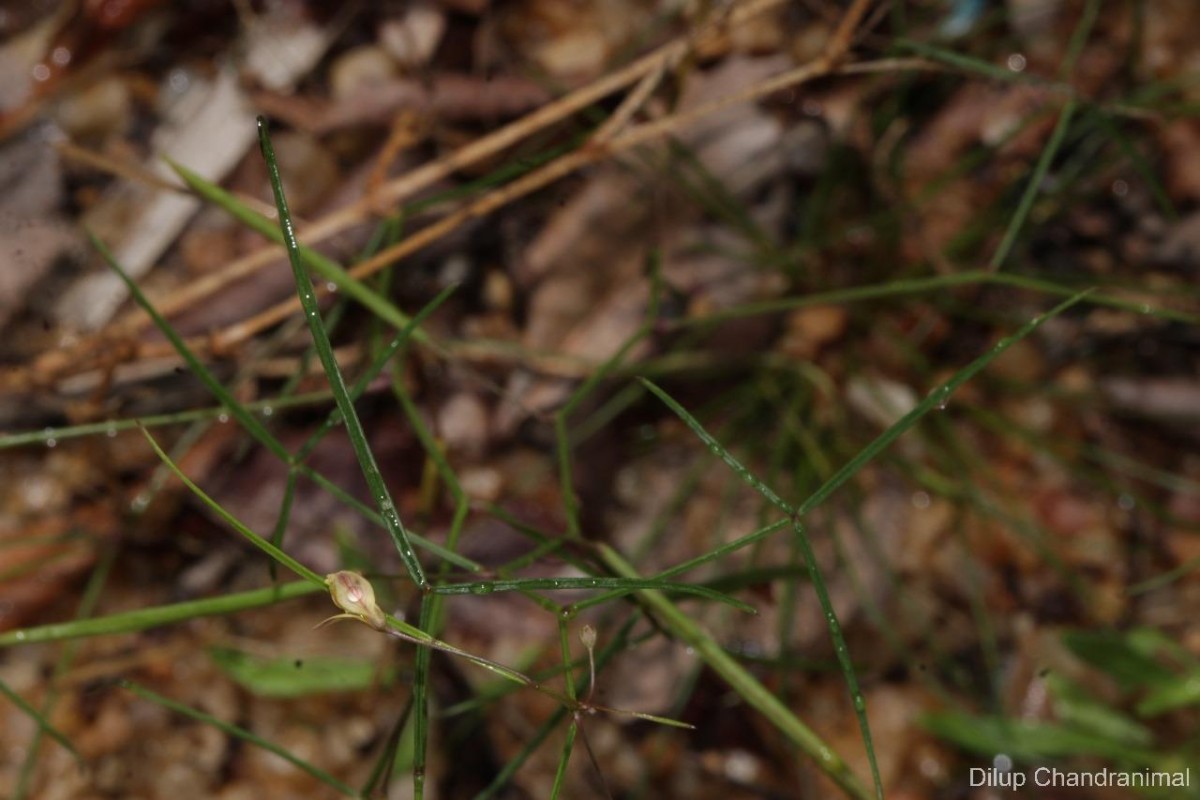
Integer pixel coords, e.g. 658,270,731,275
989,98,1078,271
600,544,870,800
638,378,792,514
790,515,883,800
433,577,755,613
0,392,331,450
794,290,1092,517
410,598,435,800
0,581,322,648
555,254,663,538
168,158,432,348
140,426,324,584
257,117,427,590
94,233,288,459
12,544,117,800
95,230,467,572
0,679,82,764
121,680,357,796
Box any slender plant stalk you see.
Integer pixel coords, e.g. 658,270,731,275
122,681,357,796
257,117,428,590
601,545,871,800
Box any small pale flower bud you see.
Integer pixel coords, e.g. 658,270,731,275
580,624,597,650
325,570,387,630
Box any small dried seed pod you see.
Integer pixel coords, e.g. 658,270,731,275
579,624,597,650
324,570,387,630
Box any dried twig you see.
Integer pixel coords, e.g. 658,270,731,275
20,0,880,392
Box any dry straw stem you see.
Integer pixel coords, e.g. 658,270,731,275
25,0,874,390
118,0,789,333
207,0,874,351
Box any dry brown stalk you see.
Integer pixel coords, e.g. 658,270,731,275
113,0,789,334
206,0,875,354
23,0,878,394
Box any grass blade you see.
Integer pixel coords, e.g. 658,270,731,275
790,516,883,799
635,293,1093,798
257,117,427,589
989,98,1078,271
168,158,432,346
140,426,324,583
600,544,870,799
433,577,756,613
638,378,792,514
795,290,1092,517
0,582,322,648
121,680,358,796
93,232,289,462
0,679,82,764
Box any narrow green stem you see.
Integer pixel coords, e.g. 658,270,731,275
257,117,427,590
0,582,322,648
600,544,870,800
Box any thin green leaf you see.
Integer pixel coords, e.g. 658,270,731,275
1137,668,1200,716
168,157,432,347
122,680,358,796
92,233,288,462
0,679,82,764
638,378,792,514
0,392,335,450
1062,629,1177,691
210,647,397,697
1045,673,1154,748
0,582,322,648
549,721,579,800
257,117,427,589
921,712,1158,765
139,426,324,584
297,283,458,464
411,598,435,800
600,545,870,800
794,291,1092,517
989,98,1078,271
790,516,884,800
433,576,756,613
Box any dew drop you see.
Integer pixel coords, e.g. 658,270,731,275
469,583,494,596
167,68,190,93
326,282,338,293
262,405,274,417
14,631,27,641
45,438,57,448
106,426,118,438
131,493,150,513
1117,493,1136,511
217,412,229,424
